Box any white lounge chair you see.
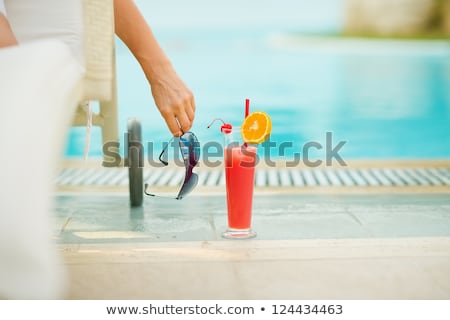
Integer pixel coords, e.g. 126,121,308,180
0,0,142,299
4,0,143,205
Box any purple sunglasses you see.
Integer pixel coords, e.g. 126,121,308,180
145,132,200,200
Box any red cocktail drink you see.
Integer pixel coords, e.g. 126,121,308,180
208,102,270,239
222,127,257,239
225,145,257,229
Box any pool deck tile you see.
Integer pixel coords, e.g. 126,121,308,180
54,193,450,299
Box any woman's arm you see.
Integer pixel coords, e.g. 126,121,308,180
114,0,195,136
0,12,18,48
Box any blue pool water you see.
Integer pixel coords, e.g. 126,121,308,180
65,0,450,160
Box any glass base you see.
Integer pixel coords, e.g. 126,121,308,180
222,228,256,239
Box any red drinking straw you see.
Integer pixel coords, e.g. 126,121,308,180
245,98,250,118
243,98,250,147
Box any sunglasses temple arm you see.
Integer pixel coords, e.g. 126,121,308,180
144,183,156,196
158,140,173,166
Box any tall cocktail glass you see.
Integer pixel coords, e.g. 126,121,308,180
222,127,257,239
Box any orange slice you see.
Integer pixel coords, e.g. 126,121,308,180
241,111,272,144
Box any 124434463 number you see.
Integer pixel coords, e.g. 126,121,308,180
271,304,343,315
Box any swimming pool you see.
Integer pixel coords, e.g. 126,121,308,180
64,1,450,161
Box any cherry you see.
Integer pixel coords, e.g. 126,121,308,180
207,118,232,134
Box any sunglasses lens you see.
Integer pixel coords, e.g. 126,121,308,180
177,172,199,200
180,132,200,166
192,135,200,165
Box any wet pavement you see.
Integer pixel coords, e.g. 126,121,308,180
54,192,450,299
54,193,450,243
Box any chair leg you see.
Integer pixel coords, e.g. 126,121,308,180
99,81,119,166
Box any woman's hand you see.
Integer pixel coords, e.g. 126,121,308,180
148,63,196,136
